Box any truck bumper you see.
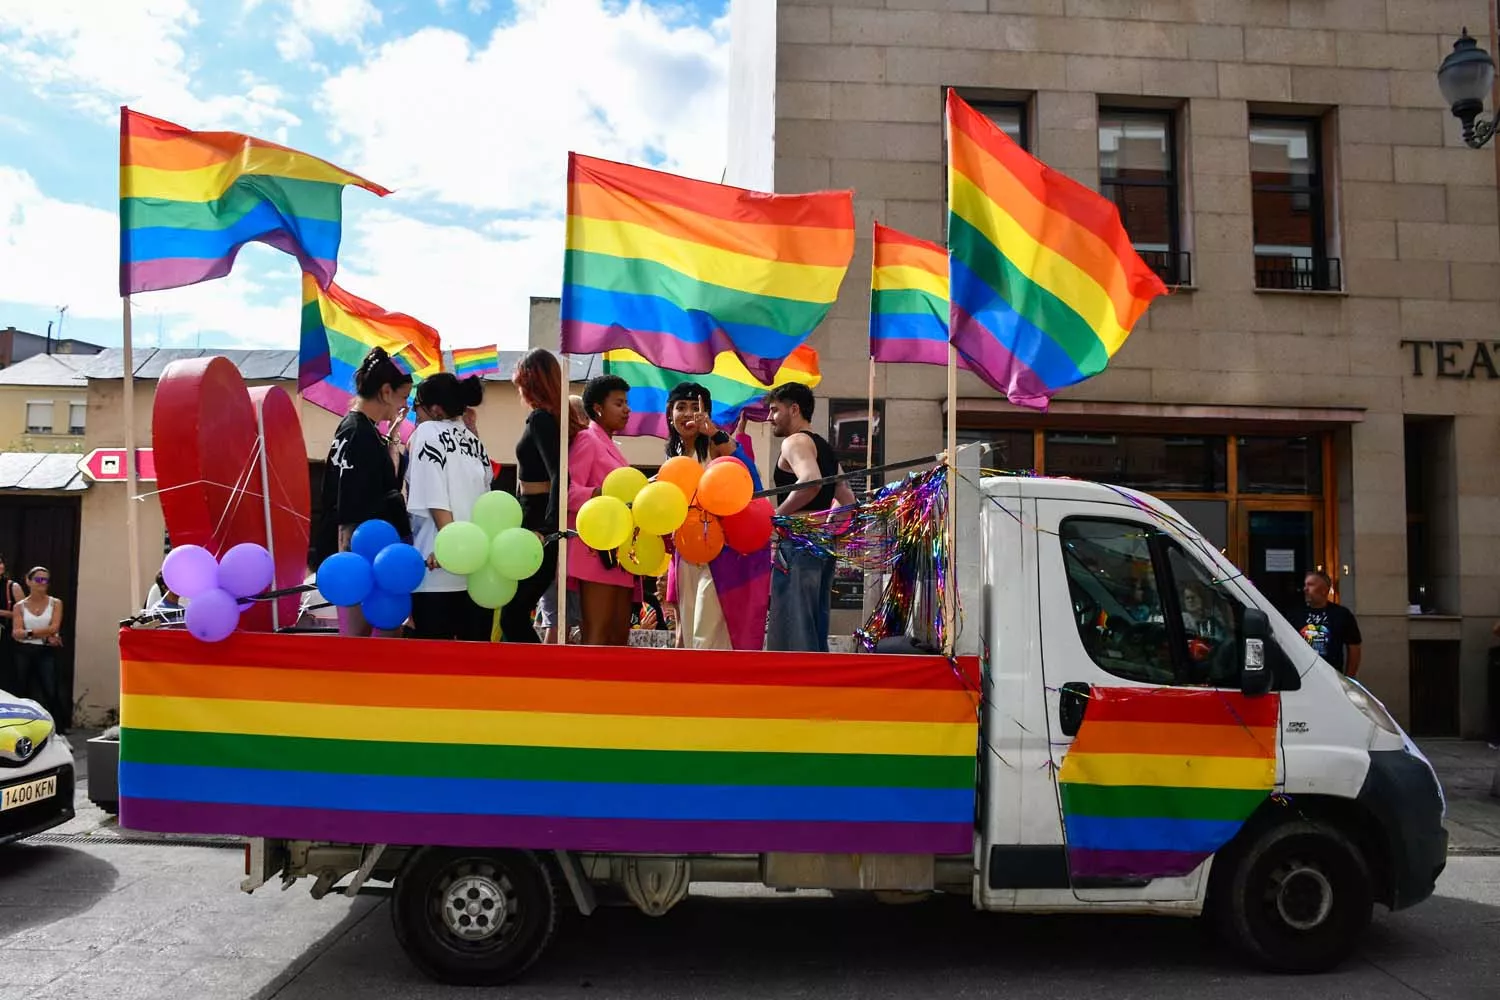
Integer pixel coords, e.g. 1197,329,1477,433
1357,748,1448,911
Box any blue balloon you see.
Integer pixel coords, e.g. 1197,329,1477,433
372,543,427,594
361,588,412,631
351,520,400,564
317,552,374,607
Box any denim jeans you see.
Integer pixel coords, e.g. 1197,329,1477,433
766,544,835,652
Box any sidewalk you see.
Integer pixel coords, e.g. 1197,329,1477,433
1418,739,1500,855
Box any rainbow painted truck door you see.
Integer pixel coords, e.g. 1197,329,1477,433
1032,499,1281,904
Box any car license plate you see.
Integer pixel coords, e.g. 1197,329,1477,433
1,775,56,811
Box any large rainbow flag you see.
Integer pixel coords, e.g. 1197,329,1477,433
560,153,855,384
119,108,388,296
945,91,1167,410
603,345,822,440
118,630,980,853
1058,688,1279,881
298,274,443,419
870,223,953,367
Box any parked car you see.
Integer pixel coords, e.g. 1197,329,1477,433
0,692,75,845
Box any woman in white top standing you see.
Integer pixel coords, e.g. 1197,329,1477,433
12,566,65,730
406,372,493,641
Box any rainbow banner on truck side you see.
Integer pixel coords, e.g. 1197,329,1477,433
118,630,979,854
1058,687,1279,881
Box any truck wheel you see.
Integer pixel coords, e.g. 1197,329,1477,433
391,848,557,986
1212,819,1373,974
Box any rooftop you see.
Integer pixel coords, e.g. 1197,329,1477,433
0,353,90,388
0,452,87,491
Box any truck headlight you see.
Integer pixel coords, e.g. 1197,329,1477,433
1340,675,1401,736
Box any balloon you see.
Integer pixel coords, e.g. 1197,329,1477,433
216,542,275,599
697,458,754,517
722,497,774,554
576,495,633,551
674,509,725,564
162,544,219,600
491,527,544,580
184,587,240,642
372,542,427,594
433,521,490,575
362,588,412,631
316,552,374,607
656,456,702,503
652,549,672,576
602,466,649,505
617,531,667,576
632,481,689,536
467,565,519,609
351,520,400,563
472,491,523,537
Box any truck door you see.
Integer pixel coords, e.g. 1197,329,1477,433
1033,501,1277,904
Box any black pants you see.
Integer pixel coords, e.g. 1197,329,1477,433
410,592,493,642
497,544,556,643
14,643,64,727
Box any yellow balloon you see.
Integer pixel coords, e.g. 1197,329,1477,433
652,550,672,576
577,496,632,551
632,480,689,536
617,531,667,576
603,466,649,505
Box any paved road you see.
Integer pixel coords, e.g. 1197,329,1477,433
1,837,1496,1000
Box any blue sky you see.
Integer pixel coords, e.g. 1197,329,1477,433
0,0,730,352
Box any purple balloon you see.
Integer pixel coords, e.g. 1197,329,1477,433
185,588,240,643
218,543,275,599
162,545,219,600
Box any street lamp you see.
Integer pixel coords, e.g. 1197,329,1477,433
1438,28,1498,148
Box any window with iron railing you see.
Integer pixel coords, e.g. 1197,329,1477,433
1100,109,1189,286
1251,117,1340,291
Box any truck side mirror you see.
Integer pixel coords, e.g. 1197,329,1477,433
1059,682,1091,736
1241,608,1274,697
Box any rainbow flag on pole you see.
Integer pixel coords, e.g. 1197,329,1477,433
870,222,952,366
603,346,822,440
560,153,855,383
945,91,1166,409
451,345,501,378
119,108,388,296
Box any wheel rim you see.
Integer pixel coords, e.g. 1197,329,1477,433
1266,860,1335,931
436,862,518,946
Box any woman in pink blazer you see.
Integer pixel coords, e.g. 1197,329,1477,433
568,374,638,646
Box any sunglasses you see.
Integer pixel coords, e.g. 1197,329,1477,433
30,577,48,584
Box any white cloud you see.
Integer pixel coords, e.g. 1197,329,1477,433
0,0,297,130
275,0,381,62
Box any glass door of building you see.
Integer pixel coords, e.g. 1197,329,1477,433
1237,504,1324,616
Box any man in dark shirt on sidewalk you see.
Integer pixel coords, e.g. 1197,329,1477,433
1289,570,1362,676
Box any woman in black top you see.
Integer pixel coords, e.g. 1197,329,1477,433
498,349,581,642
313,347,414,637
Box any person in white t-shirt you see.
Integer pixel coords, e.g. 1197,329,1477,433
406,373,493,641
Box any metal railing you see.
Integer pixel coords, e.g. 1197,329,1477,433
1255,255,1342,292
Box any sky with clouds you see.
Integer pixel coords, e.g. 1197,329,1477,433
0,0,730,352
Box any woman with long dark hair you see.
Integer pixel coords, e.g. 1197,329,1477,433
12,566,66,728
312,346,414,637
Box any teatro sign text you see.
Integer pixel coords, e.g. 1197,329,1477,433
1399,340,1500,379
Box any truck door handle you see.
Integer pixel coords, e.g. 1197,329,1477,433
1058,682,1091,737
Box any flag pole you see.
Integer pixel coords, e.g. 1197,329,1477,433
121,296,143,613
865,356,875,476
944,344,958,657
556,352,570,646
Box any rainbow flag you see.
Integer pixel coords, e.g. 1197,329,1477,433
561,153,855,384
117,630,981,854
298,273,443,421
870,222,955,366
603,345,821,440
945,91,1167,410
119,108,388,297
1058,688,1279,881
451,345,501,378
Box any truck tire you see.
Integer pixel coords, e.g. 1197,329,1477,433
1212,818,1373,974
391,848,558,986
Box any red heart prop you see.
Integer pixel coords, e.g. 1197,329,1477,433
152,357,310,631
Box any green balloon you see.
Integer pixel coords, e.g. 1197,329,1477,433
467,565,518,609
433,521,489,575
491,527,544,580
472,491,523,537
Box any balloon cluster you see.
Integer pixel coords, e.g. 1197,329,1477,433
575,456,773,570
315,521,428,630
432,492,545,609
161,541,276,642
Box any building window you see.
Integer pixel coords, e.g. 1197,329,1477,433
25,402,52,434
975,102,1027,151
1250,117,1339,291
1099,109,1187,285
68,403,86,436
1237,435,1321,494
958,428,1035,471
1044,431,1227,493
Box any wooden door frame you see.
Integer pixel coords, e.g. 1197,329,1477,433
1234,499,1326,587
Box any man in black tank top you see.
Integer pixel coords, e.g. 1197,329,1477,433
766,384,856,652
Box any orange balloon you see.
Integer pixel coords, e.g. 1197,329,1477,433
656,456,703,504
697,457,754,516
674,508,725,564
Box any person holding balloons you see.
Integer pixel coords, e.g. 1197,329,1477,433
568,374,640,646
405,372,494,640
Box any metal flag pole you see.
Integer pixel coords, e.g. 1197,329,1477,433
865,356,876,477
121,296,143,613
556,353,570,645
944,344,958,657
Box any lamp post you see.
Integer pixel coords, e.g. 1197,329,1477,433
1438,28,1499,148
